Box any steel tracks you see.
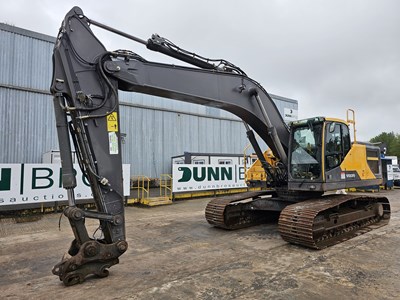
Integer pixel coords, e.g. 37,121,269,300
278,194,391,249
205,192,391,249
205,191,276,230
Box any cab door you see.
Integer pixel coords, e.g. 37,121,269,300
324,121,351,183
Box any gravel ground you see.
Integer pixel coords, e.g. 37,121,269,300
1,189,399,300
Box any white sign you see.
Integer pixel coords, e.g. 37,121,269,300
172,164,247,193
284,108,298,122
0,164,130,206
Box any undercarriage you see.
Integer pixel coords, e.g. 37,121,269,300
205,191,391,249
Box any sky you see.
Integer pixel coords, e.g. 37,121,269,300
1,0,399,142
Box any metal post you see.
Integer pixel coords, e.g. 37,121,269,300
67,189,76,207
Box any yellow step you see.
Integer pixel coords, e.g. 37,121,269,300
140,197,172,206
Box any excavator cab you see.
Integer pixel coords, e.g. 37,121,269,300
288,116,382,193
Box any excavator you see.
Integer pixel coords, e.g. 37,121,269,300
50,7,391,286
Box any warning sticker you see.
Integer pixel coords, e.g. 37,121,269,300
107,112,118,132
109,132,119,155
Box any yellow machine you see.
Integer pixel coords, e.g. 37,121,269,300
245,149,276,186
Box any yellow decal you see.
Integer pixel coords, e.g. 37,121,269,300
107,112,118,132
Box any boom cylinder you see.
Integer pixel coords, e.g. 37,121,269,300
250,90,288,165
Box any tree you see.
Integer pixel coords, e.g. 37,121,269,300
370,132,400,159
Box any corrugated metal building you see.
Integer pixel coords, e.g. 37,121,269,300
0,23,298,178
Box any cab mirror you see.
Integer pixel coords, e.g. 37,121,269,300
329,122,336,133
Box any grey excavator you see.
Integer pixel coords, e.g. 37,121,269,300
50,7,390,286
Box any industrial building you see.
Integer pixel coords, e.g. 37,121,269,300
0,23,298,178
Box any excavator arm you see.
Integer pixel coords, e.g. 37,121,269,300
51,6,290,285
50,8,127,285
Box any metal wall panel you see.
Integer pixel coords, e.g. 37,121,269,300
0,87,58,163
0,24,299,179
0,24,54,91
119,106,249,177
0,24,58,164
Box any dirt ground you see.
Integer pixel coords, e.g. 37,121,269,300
1,189,400,300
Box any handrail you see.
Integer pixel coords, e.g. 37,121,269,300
346,109,357,143
160,174,173,199
130,175,150,200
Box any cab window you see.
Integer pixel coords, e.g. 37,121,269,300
325,122,351,171
290,123,322,179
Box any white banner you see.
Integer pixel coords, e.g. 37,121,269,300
0,164,130,206
284,108,298,122
172,164,247,193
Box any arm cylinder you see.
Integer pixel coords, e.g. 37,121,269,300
53,95,77,192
